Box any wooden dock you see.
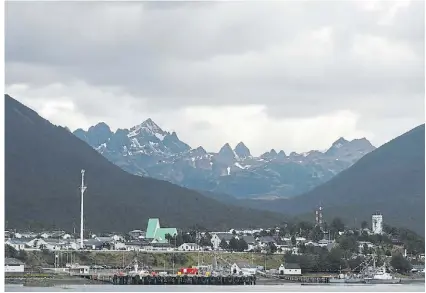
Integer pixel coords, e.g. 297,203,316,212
75,273,256,286
278,275,330,283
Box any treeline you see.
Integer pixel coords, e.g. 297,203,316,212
284,246,413,273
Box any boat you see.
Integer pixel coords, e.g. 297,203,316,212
127,259,150,277
329,266,365,284
329,273,365,284
363,257,401,284
364,264,401,284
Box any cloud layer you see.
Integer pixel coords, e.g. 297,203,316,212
5,1,424,155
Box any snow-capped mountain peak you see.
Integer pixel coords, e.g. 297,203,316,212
128,118,166,139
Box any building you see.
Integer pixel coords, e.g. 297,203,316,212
5,258,25,273
178,243,198,251
210,233,234,250
278,263,301,275
372,213,383,234
69,264,90,275
230,262,257,275
145,218,177,244
5,239,29,250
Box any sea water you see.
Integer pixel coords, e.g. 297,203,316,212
5,283,425,292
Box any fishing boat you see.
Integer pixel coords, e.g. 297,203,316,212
364,264,401,284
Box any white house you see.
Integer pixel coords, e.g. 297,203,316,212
5,258,25,273
178,243,198,251
278,263,301,275
69,265,90,275
230,262,257,275
6,239,29,250
210,233,234,250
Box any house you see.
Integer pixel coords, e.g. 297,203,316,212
241,235,256,251
6,239,30,250
145,218,177,244
5,258,25,273
278,263,301,275
178,243,199,251
129,230,146,240
210,233,234,250
258,236,277,248
230,262,257,275
44,239,67,250
69,264,90,275
83,239,104,250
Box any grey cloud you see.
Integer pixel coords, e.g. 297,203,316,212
5,1,424,122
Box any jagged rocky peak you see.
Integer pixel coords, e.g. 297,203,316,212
219,143,233,153
192,146,207,156
277,150,286,158
260,149,278,159
331,137,349,148
89,122,111,132
129,118,165,138
216,143,236,162
234,142,251,158
350,137,375,149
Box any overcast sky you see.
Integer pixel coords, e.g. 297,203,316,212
5,1,424,155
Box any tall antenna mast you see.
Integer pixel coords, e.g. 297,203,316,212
80,169,87,250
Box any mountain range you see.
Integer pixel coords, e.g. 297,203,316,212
74,119,376,199
242,124,425,235
5,94,287,232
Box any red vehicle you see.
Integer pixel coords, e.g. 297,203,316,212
178,267,199,275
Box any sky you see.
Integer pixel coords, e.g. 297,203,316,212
5,1,425,156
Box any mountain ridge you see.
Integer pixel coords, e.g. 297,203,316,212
5,94,287,232
73,119,376,199
240,124,425,235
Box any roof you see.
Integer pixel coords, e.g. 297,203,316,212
44,239,66,244
146,218,160,239
7,238,31,245
96,237,113,243
259,236,276,243
84,239,103,246
180,243,197,247
284,263,301,269
154,228,177,242
215,233,234,241
242,235,255,243
5,258,24,265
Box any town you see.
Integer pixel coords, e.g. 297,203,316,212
5,210,425,280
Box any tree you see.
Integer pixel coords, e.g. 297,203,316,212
291,235,296,246
310,225,324,242
5,244,18,258
331,218,345,233
165,233,173,244
390,253,412,273
338,235,358,255
362,243,369,255
228,237,239,251
237,239,248,252
267,242,277,254
361,221,368,230
219,238,228,250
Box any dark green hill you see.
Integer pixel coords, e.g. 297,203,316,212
244,124,425,235
5,95,286,232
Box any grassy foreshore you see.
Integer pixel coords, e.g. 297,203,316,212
14,250,285,271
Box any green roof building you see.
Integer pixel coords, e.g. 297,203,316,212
146,218,177,244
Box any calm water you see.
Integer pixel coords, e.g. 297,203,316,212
5,284,425,292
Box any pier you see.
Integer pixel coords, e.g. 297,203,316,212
75,273,256,286
278,275,330,283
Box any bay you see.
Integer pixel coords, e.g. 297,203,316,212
5,284,425,292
